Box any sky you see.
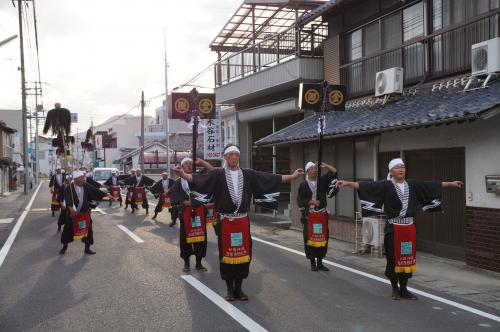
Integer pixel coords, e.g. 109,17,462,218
0,0,242,133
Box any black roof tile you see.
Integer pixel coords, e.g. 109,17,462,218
256,78,500,146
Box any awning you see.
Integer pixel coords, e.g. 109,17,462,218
210,0,326,52
256,77,500,146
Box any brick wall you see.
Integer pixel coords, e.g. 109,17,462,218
465,206,500,273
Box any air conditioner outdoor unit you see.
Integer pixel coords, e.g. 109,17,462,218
471,37,500,76
362,217,382,247
375,67,403,97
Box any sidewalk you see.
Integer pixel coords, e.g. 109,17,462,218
0,183,41,248
249,213,500,313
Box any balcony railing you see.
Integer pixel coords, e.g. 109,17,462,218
214,24,327,86
340,9,500,98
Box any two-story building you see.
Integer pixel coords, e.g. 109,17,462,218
0,121,17,195
256,0,500,273
211,0,330,213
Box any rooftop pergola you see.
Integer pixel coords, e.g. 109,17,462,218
210,0,327,53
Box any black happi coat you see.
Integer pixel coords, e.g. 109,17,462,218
150,178,176,214
357,179,442,279
171,177,207,259
49,173,64,190
61,182,106,245
297,171,338,259
103,176,124,202
122,175,155,209
49,173,64,212
191,168,282,280
57,184,69,227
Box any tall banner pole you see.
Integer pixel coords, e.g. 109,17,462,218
190,88,199,164
316,80,329,202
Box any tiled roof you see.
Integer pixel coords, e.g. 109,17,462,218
256,77,500,146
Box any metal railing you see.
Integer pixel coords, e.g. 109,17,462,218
214,24,327,86
340,9,500,98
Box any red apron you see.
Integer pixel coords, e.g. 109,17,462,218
126,188,133,202
72,212,91,240
204,203,218,226
51,191,59,206
393,220,417,273
306,210,328,247
221,215,251,264
182,206,206,243
134,187,146,205
111,186,121,198
161,193,172,209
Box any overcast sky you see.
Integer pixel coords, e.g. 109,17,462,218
0,0,241,133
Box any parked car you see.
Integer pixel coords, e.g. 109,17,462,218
92,167,120,185
90,167,119,200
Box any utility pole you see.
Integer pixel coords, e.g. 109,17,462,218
18,0,29,194
140,91,145,173
164,31,171,175
76,127,79,166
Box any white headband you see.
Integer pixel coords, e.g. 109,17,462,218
181,157,193,166
305,162,316,172
224,146,240,155
388,158,405,171
73,171,85,179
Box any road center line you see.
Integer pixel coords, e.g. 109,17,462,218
0,181,43,269
252,236,500,323
181,275,268,332
117,224,144,243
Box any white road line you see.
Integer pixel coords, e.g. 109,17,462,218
117,225,144,243
182,275,268,332
252,236,500,323
0,182,43,269
0,218,14,224
29,208,50,212
94,207,107,215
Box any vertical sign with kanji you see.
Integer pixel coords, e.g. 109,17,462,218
203,106,222,160
94,135,103,149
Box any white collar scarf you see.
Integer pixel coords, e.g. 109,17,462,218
224,167,243,213
181,178,190,196
391,179,409,217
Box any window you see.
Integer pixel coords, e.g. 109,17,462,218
403,2,424,41
363,22,380,57
382,13,402,50
346,29,362,61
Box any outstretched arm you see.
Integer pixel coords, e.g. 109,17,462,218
281,168,305,183
337,180,360,189
195,158,214,172
442,181,463,188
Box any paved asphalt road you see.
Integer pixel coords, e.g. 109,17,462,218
0,181,499,331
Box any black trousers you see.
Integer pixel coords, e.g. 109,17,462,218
179,209,207,259
301,214,328,260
